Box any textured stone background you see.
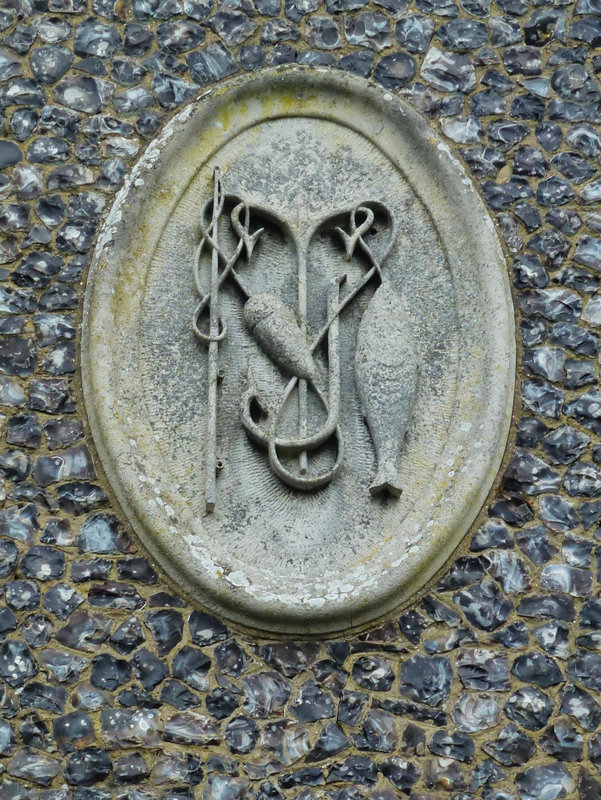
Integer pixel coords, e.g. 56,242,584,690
1,0,601,796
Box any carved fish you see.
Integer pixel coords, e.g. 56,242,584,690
244,293,316,381
355,284,417,497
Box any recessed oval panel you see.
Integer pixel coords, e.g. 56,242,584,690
82,67,515,634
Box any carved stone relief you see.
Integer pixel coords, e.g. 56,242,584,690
82,68,515,634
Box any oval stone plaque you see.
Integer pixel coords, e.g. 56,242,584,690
83,67,515,634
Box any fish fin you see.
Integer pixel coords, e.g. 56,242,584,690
369,464,402,498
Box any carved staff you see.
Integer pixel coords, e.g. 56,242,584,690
193,171,263,513
205,167,224,512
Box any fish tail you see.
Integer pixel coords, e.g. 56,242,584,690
369,462,403,498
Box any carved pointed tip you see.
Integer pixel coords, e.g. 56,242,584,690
245,228,264,260
369,468,402,498
245,366,257,387
334,227,353,261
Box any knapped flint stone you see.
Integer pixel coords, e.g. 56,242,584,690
456,648,510,691
515,763,574,800
0,140,23,170
373,52,416,88
71,557,111,583
514,255,548,289
172,645,211,690
90,653,131,690
113,751,149,783
541,564,593,596
518,594,574,622
189,610,229,645
56,611,111,652
89,581,143,610
0,377,26,408
6,579,40,610
64,746,112,786
579,769,601,800
550,322,599,357
258,642,319,677
20,681,67,714
503,450,560,494
515,202,542,232
483,723,536,766
560,683,601,731
538,495,578,531
68,681,111,713
327,755,378,785
567,650,601,690
74,19,121,57
187,44,238,85
421,47,476,92
0,719,16,756
451,692,502,732
0,338,36,377
421,594,461,626
394,15,434,53
260,717,310,766
206,686,240,719
242,672,291,717
379,756,420,792
453,579,513,630
563,532,592,567
216,639,251,677
291,679,335,721
7,748,61,786
305,722,351,761
505,687,554,731
43,417,84,449
580,598,601,630
471,519,514,550
0,450,30,482
132,647,168,690
53,710,96,753
337,690,368,726
512,652,564,687
162,677,202,708
78,513,131,553
164,711,221,744
351,656,394,691
225,716,258,754
428,730,474,762
157,20,205,51
533,621,570,659
399,655,452,707
152,749,204,784
547,208,582,235
7,414,42,450
397,608,429,643
541,425,589,464
101,708,162,748
58,482,107,514
423,756,466,792
143,608,183,655
0,503,38,544
437,18,486,50
353,709,397,752
344,12,391,50
0,641,37,687
0,540,18,578
21,545,65,580
30,46,73,84
436,555,486,590
28,378,75,414
0,607,17,636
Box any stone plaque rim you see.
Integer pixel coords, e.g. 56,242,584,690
82,66,516,635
